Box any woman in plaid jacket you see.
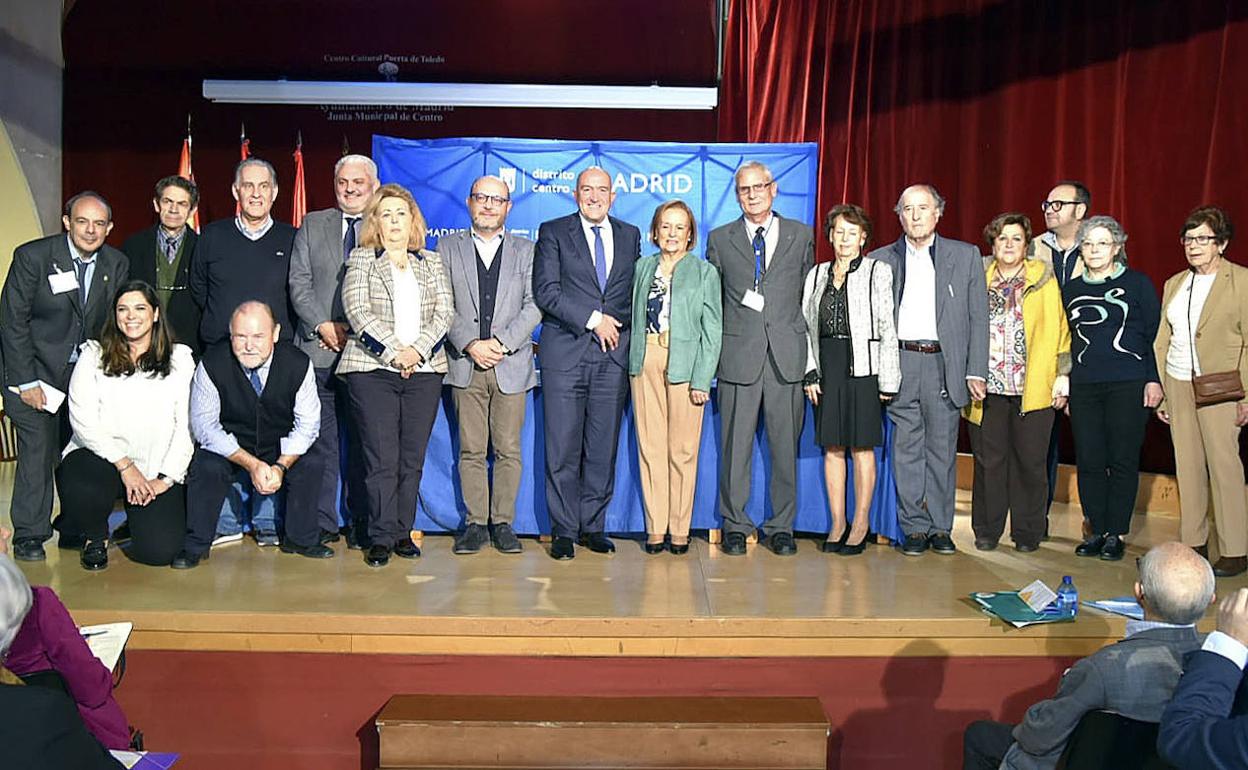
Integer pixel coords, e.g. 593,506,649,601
337,183,453,568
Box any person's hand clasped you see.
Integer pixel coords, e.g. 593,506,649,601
120,463,155,506
967,378,987,402
689,389,709,406
804,382,821,406
594,315,622,352
317,321,349,352
1237,403,1248,427
1217,587,1248,647
249,463,281,496
1143,382,1164,409
148,477,171,498
467,338,506,369
393,346,423,378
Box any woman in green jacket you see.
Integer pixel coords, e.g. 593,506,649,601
628,200,723,554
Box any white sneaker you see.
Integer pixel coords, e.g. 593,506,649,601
212,532,244,547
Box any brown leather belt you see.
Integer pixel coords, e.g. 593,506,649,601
900,341,941,353
646,332,670,348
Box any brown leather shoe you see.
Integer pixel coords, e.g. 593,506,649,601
1213,556,1247,578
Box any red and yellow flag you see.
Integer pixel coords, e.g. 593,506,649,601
178,120,199,232
291,131,307,228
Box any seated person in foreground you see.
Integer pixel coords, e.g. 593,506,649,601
962,541,1213,769
57,280,195,570
1158,586,1248,769
172,301,330,568
0,531,126,768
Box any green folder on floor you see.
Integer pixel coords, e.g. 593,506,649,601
971,591,1073,629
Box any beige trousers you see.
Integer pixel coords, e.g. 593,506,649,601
631,341,705,541
451,367,528,527
1165,375,1248,557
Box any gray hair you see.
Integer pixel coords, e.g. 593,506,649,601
234,158,278,189
894,184,947,216
0,556,33,659
1139,543,1215,625
1078,215,1129,263
733,160,774,186
334,154,378,181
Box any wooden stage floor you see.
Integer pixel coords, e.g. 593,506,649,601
3,464,1242,659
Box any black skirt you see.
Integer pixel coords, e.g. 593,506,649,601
815,337,883,448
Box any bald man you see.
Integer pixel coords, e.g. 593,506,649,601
174,301,329,567
963,542,1214,770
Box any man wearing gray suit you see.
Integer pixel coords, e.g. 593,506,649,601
288,154,378,545
868,184,988,556
962,542,1213,770
707,161,814,556
440,176,541,554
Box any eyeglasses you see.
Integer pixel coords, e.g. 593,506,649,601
469,192,510,206
1081,240,1116,251
736,182,773,196
1181,235,1218,246
1041,200,1081,213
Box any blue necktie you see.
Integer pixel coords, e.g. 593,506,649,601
752,226,766,289
343,217,360,261
592,225,608,293
248,368,263,396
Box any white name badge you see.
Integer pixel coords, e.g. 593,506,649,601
49,270,78,295
741,289,765,312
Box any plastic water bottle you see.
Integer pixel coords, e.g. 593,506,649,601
1057,576,1079,618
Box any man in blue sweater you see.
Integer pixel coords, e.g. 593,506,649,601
190,158,296,348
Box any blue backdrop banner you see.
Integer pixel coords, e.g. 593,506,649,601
359,135,900,541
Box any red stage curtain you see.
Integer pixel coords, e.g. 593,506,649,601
720,0,1248,472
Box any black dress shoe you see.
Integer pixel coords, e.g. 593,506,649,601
766,531,797,556
838,533,868,556
1194,543,1210,560
1014,542,1039,553
80,540,108,571
669,542,689,555
1099,535,1126,561
550,536,575,560
929,532,957,555
491,523,523,554
901,533,929,556
453,523,489,554
110,523,132,545
821,527,849,553
393,538,421,559
319,528,341,545
170,549,209,569
280,541,335,559
974,538,998,551
579,533,616,553
364,544,390,567
644,541,666,554
1076,534,1108,557
346,524,370,551
12,537,46,562
1214,556,1248,577
722,531,747,555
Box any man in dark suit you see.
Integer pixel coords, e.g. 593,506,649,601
121,175,201,355
288,154,377,546
706,160,814,556
1159,586,1248,769
533,166,640,560
963,542,1213,770
868,184,988,556
441,175,541,555
0,192,129,562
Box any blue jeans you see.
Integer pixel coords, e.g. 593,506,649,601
214,467,285,535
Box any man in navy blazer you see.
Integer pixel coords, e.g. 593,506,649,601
1159,586,1248,769
867,184,988,556
533,167,640,559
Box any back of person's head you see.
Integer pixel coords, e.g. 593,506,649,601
0,556,33,659
1137,542,1215,625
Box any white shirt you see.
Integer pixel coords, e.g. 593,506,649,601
741,213,780,273
1203,630,1248,670
235,216,275,241
63,341,196,483
897,240,940,341
390,262,434,373
581,216,615,331
472,229,504,270
1165,271,1217,380
342,213,362,242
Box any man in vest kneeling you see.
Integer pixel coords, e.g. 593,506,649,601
172,301,332,568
